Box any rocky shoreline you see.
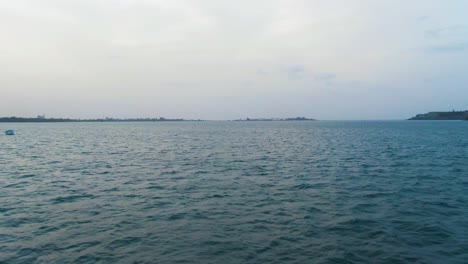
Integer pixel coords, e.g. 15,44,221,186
409,111,468,120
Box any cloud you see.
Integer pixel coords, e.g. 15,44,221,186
256,68,268,75
287,65,306,79
423,25,468,53
314,73,336,82
424,30,439,39
417,16,430,22
427,43,468,53
424,25,468,39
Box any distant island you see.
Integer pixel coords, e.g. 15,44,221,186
234,117,316,121
0,116,193,123
409,110,468,120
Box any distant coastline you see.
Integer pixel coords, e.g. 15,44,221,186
0,116,317,123
408,110,468,120
0,116,194,123
234,117,316,121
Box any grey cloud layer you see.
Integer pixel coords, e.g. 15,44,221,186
1,0,468,119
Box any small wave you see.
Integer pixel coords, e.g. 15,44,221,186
207,194,226,198
147,185,165,190
290,183,327,190
18,174,36,179
306,207,323,213
363,192,394,198
50,194,95,204
167,213,187,221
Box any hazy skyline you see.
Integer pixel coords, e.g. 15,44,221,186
1,0,468,120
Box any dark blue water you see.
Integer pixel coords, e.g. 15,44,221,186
1,121,467,263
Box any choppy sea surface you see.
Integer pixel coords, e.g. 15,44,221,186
1,121,467,264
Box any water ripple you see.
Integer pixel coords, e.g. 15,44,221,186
0,121,467,263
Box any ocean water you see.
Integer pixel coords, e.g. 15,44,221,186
0,121,467,264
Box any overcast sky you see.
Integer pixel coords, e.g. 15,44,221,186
1,0,467,120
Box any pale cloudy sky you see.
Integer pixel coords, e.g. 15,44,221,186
1,0,467,120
